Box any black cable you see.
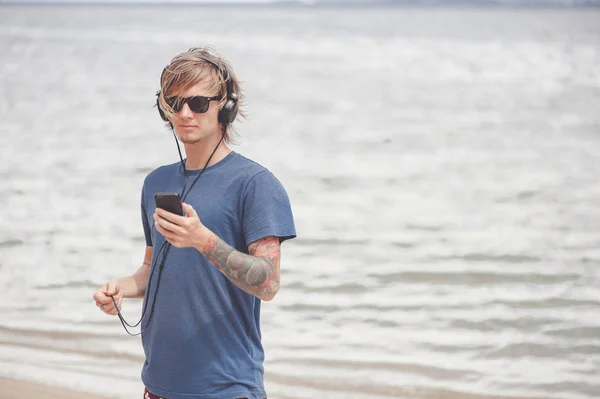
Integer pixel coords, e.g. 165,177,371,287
112,240,169,335
181,133,225,203
112,131,225,336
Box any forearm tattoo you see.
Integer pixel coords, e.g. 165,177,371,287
202,235,281,300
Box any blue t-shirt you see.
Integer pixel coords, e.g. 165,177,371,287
139,151,296,399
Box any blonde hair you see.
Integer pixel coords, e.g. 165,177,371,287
157,46,245,145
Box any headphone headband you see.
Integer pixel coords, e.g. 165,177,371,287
187,51,233,101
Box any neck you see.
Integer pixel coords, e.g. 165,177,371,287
183,135,230,170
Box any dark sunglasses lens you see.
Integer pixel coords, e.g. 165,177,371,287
165,96,183,112
187,97,210,113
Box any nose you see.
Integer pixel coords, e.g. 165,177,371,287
178,102,194,119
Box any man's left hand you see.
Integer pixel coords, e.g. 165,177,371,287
153,203,210,249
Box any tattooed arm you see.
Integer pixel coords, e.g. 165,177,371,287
199,234,281,301
153,203,282,301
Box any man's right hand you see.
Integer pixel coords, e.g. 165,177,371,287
93,279,123,316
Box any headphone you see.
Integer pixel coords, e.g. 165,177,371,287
156,52,239,125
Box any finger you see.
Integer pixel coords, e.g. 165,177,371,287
97,298,114,307
106,280,119,296
158,227,181,247
155,208,186,224
182,203,197,218
109,299,122,313
94,294,113,305
93,292,105,303
113,298,122,310
107,296,121,307
101,299,122,313
154,214,186,235
155,221,180,241
102,304,119,314
163,234,179,247
93,286,108,302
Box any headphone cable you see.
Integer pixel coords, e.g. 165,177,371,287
112,131,225,336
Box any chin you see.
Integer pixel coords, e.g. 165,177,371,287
175,130,199,143
178,129,221,144
178,134,203,144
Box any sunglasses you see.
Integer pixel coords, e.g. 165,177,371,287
165,95,222,114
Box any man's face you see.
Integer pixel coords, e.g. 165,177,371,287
169,80,221,145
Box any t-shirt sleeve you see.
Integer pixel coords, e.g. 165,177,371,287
242,170,297,246
141,185,153,247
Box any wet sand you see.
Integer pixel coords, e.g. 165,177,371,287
0,377,110,399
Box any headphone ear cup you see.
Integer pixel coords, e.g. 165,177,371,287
218,100,238,124
218,93,239,124
156,93,168,122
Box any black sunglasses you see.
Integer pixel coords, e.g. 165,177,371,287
166,95,222,114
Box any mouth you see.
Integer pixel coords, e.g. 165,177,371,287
179,125,197,129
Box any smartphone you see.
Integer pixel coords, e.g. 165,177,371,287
154,192,184,216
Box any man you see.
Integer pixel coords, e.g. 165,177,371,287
92,47,296,399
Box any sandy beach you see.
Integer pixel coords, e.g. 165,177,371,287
0,377,110,399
